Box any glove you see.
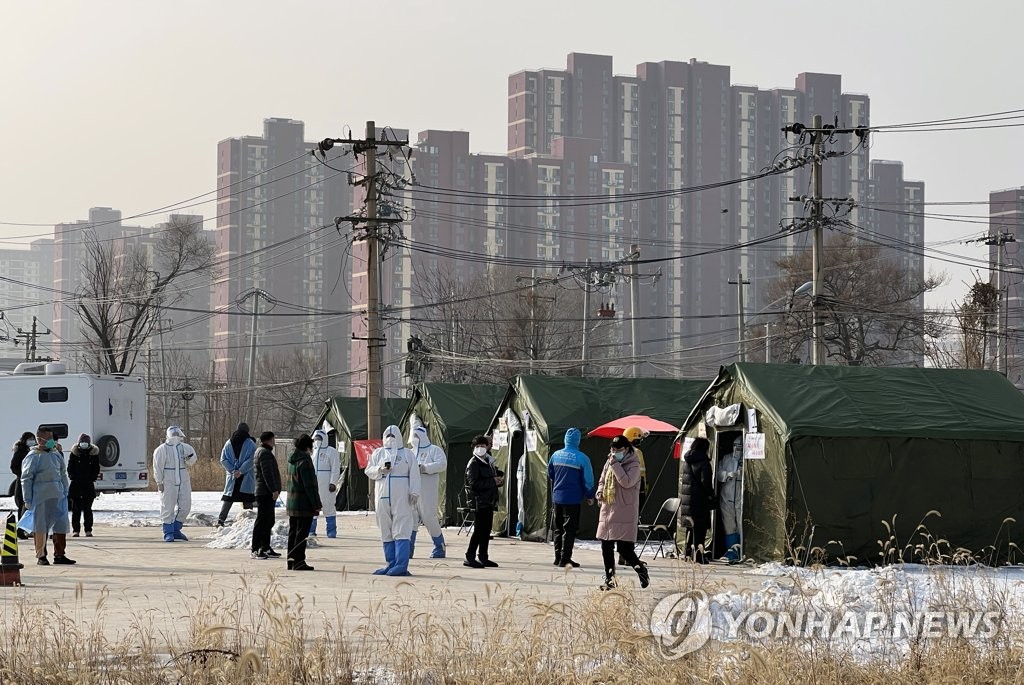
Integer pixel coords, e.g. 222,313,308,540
157,484,164,493
328,484,336,493
419,464,427,474
409,492,420,506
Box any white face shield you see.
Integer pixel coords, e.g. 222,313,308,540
382,426,401,450
733,438,744,457
166,426,185,445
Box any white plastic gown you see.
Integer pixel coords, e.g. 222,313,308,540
413,436,447,538
153,440,198,524
365,425,421,543
717,444,743,535
312,442,343,517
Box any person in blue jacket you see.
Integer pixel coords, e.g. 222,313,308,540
217,422,257,527
547,427,595,568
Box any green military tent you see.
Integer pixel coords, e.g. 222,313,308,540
399,382,507,526
313,396,409,510
488,375,710,541
677,363,1024,565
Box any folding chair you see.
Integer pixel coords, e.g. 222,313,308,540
456,492,476,536
637,497,682,559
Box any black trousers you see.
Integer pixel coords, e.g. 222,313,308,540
601,539,642,576
70,493,95,533
552,503,581,563
252,493,276,552
684,516,711,564
14,481,25,517
288,516,312,564
466,507,494,561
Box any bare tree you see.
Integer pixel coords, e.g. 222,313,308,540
256,349,327,435
408,265,619,383
925,280,998,369
763,233,944,366
77,216,216,375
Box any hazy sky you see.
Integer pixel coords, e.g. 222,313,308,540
2,0,1021,309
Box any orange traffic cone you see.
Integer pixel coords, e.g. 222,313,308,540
1,513,24,586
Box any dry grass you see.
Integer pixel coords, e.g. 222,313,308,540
1,566,1023,685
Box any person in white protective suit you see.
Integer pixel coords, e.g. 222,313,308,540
308,429,343,538
364,424,421,576
152,426,198,542
409,425,448,558
717,435,743,562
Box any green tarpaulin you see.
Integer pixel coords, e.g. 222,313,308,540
313,396,408,510
488,375,710,541
399,382,507,526
677,363,1024,565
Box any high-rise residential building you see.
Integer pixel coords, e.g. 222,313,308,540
507,53,913,372
0,238,53,362
989,186,1024,384
212,118,353,384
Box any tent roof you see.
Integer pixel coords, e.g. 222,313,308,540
684,363,1024,442
318,396,409,439
403,383,507,444
503,375,710,443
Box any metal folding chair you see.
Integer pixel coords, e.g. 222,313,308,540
637,497,682,559
456,492,476,536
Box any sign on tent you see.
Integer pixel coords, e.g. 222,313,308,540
744,433,765,460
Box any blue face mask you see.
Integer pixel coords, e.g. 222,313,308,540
613,450,625,462
45,438,56,450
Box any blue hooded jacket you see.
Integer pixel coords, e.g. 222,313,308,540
547,428,595,505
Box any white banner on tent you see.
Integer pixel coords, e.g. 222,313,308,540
682,437,694,456
526,430,538,452
495,431,509,448
747,407,758,432
744,432,766,459
338,442,345,453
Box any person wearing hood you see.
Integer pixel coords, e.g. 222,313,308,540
717,435,744,562
595,435,650,590
546,428,595,568
217,422,257,527
308,429,342,539
20,427,74,565
410,425,448,559
67,433,101,538
364,424,421,576
152,426,198,542
679,437,714,564
10,431,35,539
286,433,321,571
463,435,502,568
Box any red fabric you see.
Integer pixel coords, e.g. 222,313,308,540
353,440,382,469
672,441,682,460
587,414,679,438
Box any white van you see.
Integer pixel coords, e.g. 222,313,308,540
0,362,149,495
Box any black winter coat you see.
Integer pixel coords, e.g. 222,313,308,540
254,445,282,497
465,455,499,510
68,446,101,498
679,447,715,526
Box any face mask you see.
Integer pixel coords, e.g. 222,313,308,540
79,442,90,450
313,439,323,447
383,436,399,449
473,447,487,458
613,450,625,462
44,439,56,450
168,436,182,446
26,439,36,447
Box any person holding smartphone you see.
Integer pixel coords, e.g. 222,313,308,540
365,425,421,576
463,435,502,569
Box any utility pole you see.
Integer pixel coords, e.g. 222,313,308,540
629,245,642,378
237,288,272,418
972,231,1017,374
326,122,407,442
581,259,591,376
728,270,750,362
16,316,52,363
179,383,194,437
810,113,825,366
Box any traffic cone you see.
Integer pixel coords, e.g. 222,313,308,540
1,513,24,586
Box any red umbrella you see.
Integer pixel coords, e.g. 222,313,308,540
587,414,680,439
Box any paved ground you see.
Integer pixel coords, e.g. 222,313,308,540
0,514,764,646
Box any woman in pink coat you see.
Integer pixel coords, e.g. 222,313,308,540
595,435,650,590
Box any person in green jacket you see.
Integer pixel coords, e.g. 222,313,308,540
286,433,321,571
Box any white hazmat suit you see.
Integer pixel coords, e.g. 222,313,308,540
365,424,421,576
716,436,743,561
410,426,448,558
152,426,197,542
309,429,343,538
